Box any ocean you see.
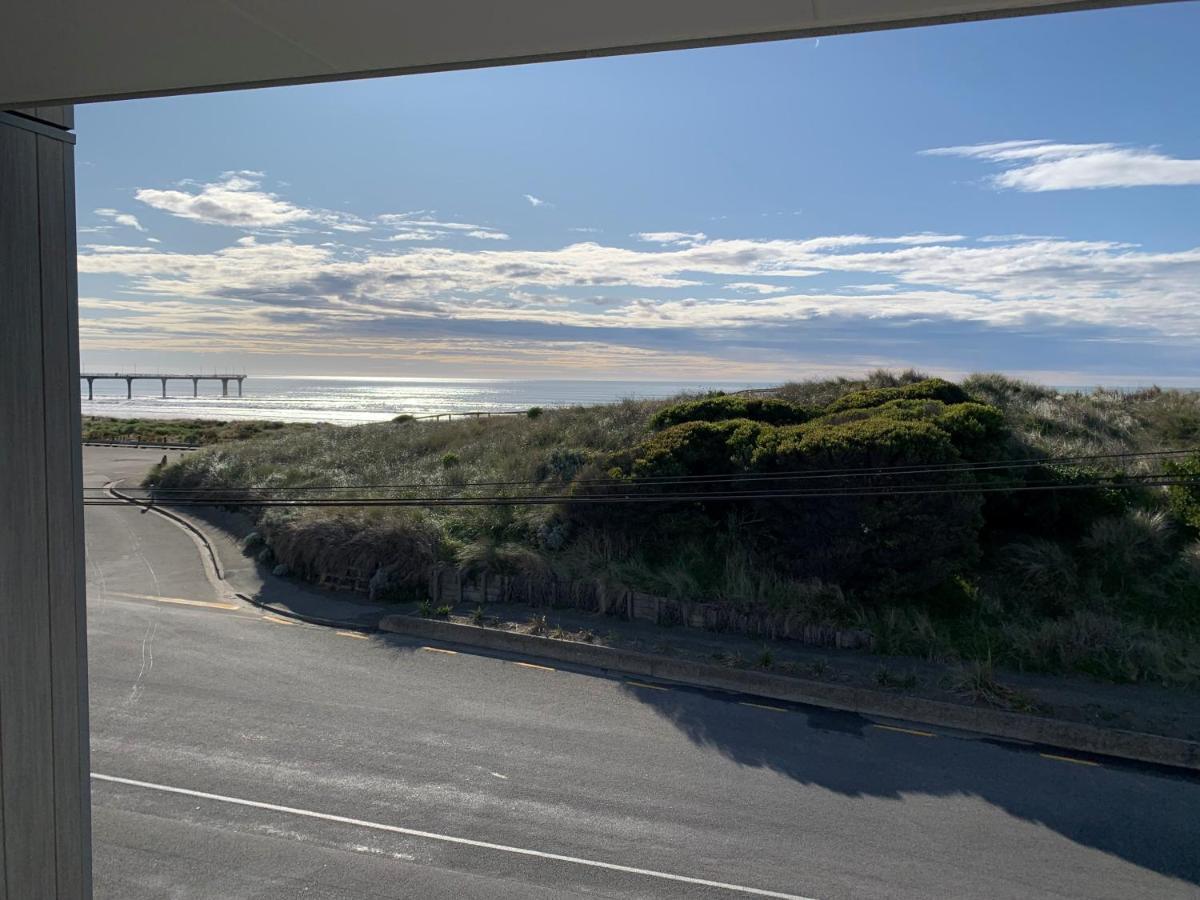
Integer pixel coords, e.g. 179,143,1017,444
79,376,776,425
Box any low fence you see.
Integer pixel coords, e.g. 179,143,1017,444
82,439,200,450
318,561,871,650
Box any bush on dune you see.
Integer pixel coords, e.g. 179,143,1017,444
148,371,1200,686
649,395,815,429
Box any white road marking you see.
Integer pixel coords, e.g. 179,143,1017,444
91,773,817,899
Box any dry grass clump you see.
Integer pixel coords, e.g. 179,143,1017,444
963,373,1200,458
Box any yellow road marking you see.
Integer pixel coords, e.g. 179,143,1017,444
625,680,670,691
102,590,238,611
261,614,300,626
740,701,788,713
872,723,937,738
514,661,555,671
421,646,458,655
1041,753,1100,767
336,631,369,640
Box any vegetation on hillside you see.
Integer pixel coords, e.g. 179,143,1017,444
149,372,1200,686
82,415,311,446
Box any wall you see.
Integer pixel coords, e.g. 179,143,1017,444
0,105,91,899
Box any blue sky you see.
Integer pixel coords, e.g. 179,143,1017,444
76,2,1200,384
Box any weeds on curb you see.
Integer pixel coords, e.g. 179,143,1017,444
875,666,919,689
947,656,1040,711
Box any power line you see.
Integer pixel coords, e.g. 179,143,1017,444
84,447,1199,497
84,474,1200,509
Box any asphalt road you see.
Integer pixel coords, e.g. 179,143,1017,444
84,447,1200,899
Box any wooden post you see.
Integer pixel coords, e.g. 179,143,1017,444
0,105,92,899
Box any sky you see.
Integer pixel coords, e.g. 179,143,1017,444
75,2,1200,385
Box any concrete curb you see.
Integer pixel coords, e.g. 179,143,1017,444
379,613,1200,772
107,484,374,632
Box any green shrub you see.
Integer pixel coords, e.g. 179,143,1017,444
1164,453,1200,534
983,464,1128,540
392,414,415,423
629,419,772,477
933,402,1008,459
650,395,813,429
824,378,972,414
527,406,544,419
441,452,460,469
756,418,983,600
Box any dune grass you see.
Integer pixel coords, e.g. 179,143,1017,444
149,373,1200,686
82,415,311,446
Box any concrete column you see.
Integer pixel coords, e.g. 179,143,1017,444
85,377,92,401
125,377,132,399
237,378,243,397
0,106,93,899
221,378,229,397
192,377,198,398
160,377,167,398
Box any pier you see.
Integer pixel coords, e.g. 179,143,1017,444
81,372,246,400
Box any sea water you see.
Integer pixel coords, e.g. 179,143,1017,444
79,376,775,425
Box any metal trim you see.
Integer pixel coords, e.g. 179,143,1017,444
0,111,76,144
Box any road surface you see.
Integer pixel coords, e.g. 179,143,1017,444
84,447,1200,899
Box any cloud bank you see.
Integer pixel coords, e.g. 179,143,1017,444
924,140,1200,191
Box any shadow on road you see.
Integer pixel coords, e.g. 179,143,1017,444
623,683,1200,887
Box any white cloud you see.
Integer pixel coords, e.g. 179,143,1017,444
382,230,442,242
524,194,548,207
76,228,1200,343
924,140,1200,191
146,237,161,244
378,214,508,241
726,282,789,295
95,208,146,232
135,173,316,228
635,231,707,247
977,234,1059,243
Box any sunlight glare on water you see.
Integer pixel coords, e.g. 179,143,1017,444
79,376,775,424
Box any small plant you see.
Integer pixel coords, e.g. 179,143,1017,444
875,666,918,689
808,658,829,677
471,605,485,625
435,604,452,618
417,600,432,617
948,656,1036,710
441,452,460,469
527,406,544,419
756,647,774,669
392,414,415,423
